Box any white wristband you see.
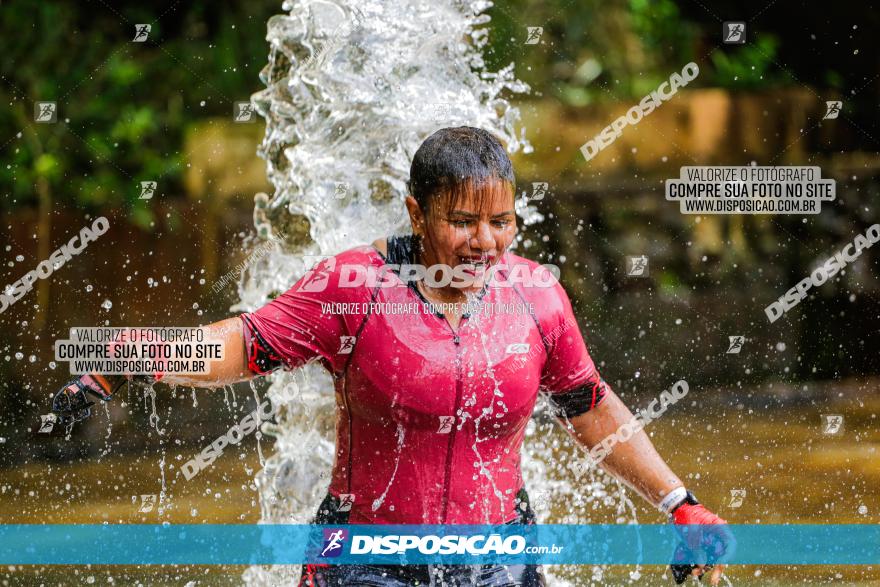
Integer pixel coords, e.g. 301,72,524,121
658,486,688,514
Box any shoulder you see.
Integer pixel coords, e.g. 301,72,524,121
319,243,385,269
371,238,387,257
499,251,571,320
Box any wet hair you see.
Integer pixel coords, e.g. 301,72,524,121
407,127,515,218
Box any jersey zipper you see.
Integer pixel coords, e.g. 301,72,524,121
440,331,463,523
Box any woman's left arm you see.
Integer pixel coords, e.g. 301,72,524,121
562,385,733,585
564,386,683,506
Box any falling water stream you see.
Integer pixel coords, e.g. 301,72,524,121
234,1,642,585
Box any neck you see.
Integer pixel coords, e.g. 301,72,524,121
415,243,469,303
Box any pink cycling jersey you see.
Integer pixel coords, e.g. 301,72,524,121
240,235,608,525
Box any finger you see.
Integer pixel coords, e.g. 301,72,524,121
709,565,725,585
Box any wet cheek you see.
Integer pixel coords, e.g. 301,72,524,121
498,229,516,249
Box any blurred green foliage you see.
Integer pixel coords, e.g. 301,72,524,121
1,0,876,222
0,0,279,224
483,0,869,103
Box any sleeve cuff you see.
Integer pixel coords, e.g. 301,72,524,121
547,378,608,419
240,314,286,375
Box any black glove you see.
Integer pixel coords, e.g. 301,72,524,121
668,492,735,584
37,374,126,436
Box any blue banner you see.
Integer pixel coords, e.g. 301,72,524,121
0,524,877,565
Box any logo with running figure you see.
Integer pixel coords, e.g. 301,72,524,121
34,102,57,123
133,24,151,42
437,416,455,433
337,336,356,355
139,181,157,200
722,22,745,44
823,101,842,120
234,102,255,122
321,528,349,557
528,182,547,201
626,255,649,277
525,27,543,45
728,489,746,508
726,336,745,354
337,493,355,512
299,256,336,293
333,182,349,200
137,494,157,513
822,414,844,435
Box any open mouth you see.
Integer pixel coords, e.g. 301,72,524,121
457,255,494,276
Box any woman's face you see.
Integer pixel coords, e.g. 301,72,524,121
406,178,517,295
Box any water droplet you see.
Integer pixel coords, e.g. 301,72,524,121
101,299,113,310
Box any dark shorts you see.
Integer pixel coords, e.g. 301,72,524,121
297,489,548,587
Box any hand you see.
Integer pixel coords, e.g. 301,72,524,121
36,374,121,437
668,492,735,585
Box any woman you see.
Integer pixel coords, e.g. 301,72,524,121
47,127,729,586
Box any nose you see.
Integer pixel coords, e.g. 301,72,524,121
469,221,495,252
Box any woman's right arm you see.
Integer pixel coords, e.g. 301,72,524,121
159,317,253,387
40,317,257,435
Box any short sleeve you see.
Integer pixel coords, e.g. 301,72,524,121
239,251,371,375
534,277,609,419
